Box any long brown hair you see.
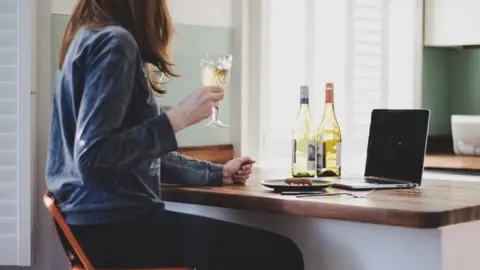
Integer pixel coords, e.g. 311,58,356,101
58,0,179,94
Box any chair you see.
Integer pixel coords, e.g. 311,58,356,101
43,191,192,270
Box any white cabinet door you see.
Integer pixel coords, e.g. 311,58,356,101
425,0,480,46
0,0,34,266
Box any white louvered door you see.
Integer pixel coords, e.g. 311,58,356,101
0,0,34,266
342,0,420,174
259,0,421,173
342,0,387,173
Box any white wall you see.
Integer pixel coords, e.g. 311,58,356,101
51,0,234,27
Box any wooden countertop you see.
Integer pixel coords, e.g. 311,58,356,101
179,144,233,164
161,169,480,229
425,154,480,170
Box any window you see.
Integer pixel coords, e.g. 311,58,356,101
0,0,34,266
252,0,422,174
259,0,308,167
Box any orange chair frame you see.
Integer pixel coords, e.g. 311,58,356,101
43,191,192,270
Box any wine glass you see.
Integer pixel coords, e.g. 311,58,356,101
200,53,233,128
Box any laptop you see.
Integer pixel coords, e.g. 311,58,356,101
329,109,430,190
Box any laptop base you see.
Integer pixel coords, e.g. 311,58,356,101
318,176,419,190
334,180,418,190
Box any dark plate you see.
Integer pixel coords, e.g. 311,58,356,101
260,179,333,192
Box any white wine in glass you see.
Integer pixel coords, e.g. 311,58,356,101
200,53,232,128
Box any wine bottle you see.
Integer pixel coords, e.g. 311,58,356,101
316,82,342,177
292,86,316,177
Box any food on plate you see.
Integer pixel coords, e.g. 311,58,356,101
285,178,313,186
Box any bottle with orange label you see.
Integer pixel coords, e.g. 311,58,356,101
316,82,342,177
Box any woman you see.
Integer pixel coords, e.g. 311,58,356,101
46,0,304,269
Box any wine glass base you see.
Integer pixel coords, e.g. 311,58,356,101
204,120,230,128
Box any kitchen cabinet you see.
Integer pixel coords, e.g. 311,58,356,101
424,0,480,47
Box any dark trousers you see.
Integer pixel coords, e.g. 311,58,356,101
69,206,304,270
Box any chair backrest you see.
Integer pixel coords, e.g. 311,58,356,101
43,191,95,270
44,191,193,270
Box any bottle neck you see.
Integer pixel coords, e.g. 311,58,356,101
323,103,335,115
299,98,310,112
325,89,334,104
300,97,309,105
299,103,310,111
297,98,310,118
322,91,336,119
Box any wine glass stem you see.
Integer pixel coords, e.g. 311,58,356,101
212,102,220,122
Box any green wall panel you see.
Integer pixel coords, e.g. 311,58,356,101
423,47,480,136
422,47,453,135
450,49,480,116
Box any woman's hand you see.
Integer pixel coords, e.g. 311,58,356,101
222,157,256,185
166,86,224,132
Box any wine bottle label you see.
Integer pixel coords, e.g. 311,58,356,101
292,140,296,164
336,142,342,167
307,140,316,170
316,143,324,169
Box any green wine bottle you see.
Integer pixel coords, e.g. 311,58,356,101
292,86,316,177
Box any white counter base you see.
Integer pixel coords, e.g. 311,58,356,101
167,202,480,270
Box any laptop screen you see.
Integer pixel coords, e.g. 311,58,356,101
364,109,430,184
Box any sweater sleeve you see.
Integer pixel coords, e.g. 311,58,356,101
160,152,224,186
73,32,178,179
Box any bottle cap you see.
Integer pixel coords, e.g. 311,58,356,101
326,82,334,91
300,85,309,99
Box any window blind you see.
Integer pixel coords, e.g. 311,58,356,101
349,0,385,154
0,0,34,266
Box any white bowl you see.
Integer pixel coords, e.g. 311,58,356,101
451,115,480,156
